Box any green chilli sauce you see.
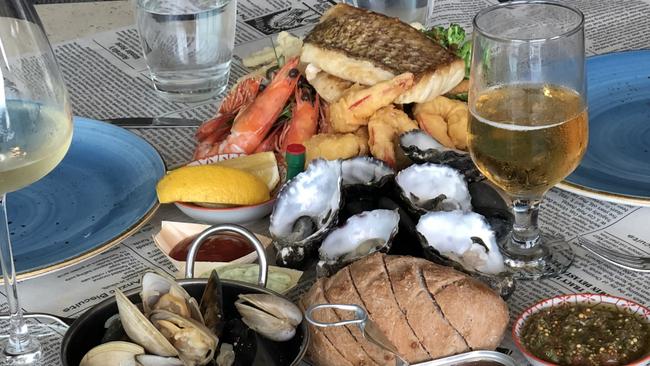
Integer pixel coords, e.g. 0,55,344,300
521,303,650,366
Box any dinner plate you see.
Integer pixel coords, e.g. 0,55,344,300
7,117,165,279
558,50,650,205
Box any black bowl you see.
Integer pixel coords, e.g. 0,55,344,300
61,279,308,366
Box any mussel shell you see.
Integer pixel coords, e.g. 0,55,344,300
399,130,483,182
199,270,224,338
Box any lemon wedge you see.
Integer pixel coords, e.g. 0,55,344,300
156,165,270,206
213,152,280,191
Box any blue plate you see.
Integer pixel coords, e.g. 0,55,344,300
559,50,650,205
7,117,165,279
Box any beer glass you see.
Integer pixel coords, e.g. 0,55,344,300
0,0,73,363
467,1,587,280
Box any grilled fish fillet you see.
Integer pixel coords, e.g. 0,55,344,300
301,4,465,104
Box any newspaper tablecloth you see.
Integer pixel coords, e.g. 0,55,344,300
3,0,650,364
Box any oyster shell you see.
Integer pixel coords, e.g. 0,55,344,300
396,163,472,214
400,130,482,182
79,341,143,366
234,293,303,342
341,157,394,187
318,209,400,274
416,210,505,275
270,159,342,267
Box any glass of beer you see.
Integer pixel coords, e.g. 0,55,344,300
467,1,587,280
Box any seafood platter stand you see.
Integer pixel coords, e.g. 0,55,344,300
6,0,650,365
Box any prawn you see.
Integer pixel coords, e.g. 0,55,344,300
279,82,320,152
368,105,418,167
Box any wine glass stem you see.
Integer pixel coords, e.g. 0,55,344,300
511,198,541,249
0,194,37,356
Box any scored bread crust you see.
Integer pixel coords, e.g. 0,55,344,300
349,253,431,363
384,256,469,358
305,281,379,365
323,267,396,365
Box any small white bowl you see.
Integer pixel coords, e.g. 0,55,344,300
175,153,283,224
513,293,650,366
174,199,275,225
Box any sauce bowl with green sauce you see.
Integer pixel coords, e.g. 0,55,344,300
513,294,650,366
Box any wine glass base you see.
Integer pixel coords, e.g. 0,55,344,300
1,337,41,366
500,233,575,280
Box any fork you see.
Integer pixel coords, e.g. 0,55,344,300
576,237,650,272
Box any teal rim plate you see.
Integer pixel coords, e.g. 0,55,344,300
7,117,165,279
558,50,650,206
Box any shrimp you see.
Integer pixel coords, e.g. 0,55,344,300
279,82,320,152
218,57,301,154
368,105,418,167
329,73,414,133
413,96,469,150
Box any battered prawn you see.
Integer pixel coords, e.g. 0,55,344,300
329,73,414,133
368,105,418,167
413,96,469,150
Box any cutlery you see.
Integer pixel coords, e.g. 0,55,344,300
105,117,202,128
577,237,650,272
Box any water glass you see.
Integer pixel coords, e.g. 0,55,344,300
345,0,433,25
135,0,238,102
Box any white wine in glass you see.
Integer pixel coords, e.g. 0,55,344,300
467,1,588,280
0,1,74,363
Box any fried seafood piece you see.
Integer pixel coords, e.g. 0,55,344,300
413,96,469,150
329,73,414,133
305,64,354,103
304,131,369,164
367,106,418,167
301,4,465,103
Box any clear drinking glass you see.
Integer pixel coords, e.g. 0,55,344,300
0,1,73,363
345,0,433,25
135,0,238,103
467,1,588,280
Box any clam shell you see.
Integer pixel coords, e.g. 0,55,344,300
115,290,178,357
234,293,303,342
236,293,302,326
79,341,143,366
135,355,185,366
150,310,218,366
140,272,203,324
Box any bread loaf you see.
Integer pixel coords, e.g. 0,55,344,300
301,253,509,365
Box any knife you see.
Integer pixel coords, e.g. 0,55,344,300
105,117,203,128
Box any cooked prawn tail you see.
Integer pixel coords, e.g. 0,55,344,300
347,73,414,118
195,112,234,142
219,75,263,114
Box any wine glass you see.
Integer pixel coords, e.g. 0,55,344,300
0,0,73,363
467,1,588,280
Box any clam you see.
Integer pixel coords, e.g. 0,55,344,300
215,343,236,366
270,159,343,267
318,209,400,275
150,310,218,366
135,355,185,366
396,163,472,214
115,289,178,357
141,272,203,324
79,341,143,366
399,130,482,182
235,293,303,342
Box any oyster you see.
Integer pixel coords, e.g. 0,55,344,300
270,159,342,267
341,157,394,187
141,272,203,323
396,163,472,214
318,209,400,274
79,341,143,366
399,130,482,182
235,293,303,342
416,210,505,275
150,310,218,366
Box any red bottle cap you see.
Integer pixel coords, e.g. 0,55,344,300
286,143,306,155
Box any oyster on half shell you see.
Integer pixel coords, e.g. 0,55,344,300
396,163,472,214
416,210,505,275
270,159,342,267
318,209,400,275
341,157,394,187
